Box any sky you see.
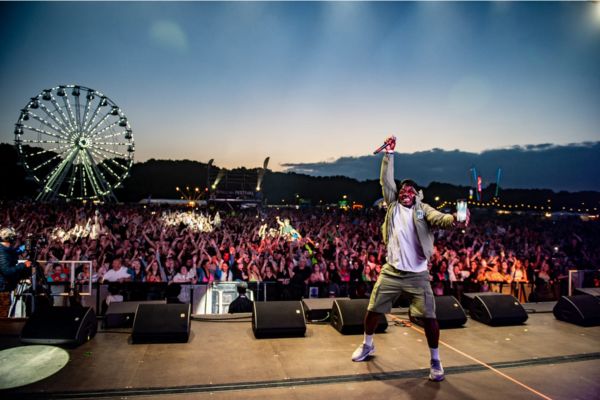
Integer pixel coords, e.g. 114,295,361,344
0,1,599,189
284,142,600,191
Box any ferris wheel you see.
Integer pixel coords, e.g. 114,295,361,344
14,85,134,201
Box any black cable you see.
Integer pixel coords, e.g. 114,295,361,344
191,315,252,322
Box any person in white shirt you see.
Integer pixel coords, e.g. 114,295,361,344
172,266,197,284
351,136,469,383
102,257,132,283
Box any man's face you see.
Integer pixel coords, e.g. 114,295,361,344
398,184,417,206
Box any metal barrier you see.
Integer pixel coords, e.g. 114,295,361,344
17,268,593,317
568,269,600,296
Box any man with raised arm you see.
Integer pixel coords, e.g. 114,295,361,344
351,136,469,382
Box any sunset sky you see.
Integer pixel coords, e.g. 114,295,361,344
0,2,598,175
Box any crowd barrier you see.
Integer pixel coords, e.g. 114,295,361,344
15,277,570,317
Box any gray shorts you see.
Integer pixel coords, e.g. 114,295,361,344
368,264,436,318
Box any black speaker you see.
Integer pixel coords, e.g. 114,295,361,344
302,298,336,321
553,295,600,327
131,304,190,344
21,306,97,346
469,294,528,326
410,296,467,329
252,301,306,338
331,299,388,334
104,300,166,329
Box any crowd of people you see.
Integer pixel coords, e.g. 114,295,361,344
1,202,599,303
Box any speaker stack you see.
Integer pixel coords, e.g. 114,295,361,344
21,306,97,347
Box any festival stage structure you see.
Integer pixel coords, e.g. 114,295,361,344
208,157,270,208
1,299,599,400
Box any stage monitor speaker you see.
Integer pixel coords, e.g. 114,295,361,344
131,304,190,344
21,306,97,346
553,295,600,327
302,298,336,321
461,292,502,310
104,300,166,329
252,301,306,338
469,294,528,326
331,299,388,334
410,296,467,329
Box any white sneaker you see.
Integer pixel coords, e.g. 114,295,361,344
429,359,445,382
351,343,375,362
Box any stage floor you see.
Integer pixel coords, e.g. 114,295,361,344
1,303,599,400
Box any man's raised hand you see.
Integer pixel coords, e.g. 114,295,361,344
385,136,396,153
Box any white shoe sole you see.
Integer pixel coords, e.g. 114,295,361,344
429,373,445,382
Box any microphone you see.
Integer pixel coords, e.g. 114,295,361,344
373,143,388,155
373,136,396,155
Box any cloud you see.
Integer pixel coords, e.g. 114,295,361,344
282,142,600,192
149,20,188,52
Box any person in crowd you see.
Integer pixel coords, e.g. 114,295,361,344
0,227,30,316
290,256,312,299
128,259,146,282
49,264,68,282
216,261,234,282
172,265,197,284
0,198,595,316
228,282,253,313
76,264,92,284
261,262,278,283
277,259,294,285
309,263,326,284
145,260,162,283
485,263,504,283
248,263,262,282
163,256,178,283
102,256,132,283
511,260,528,283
